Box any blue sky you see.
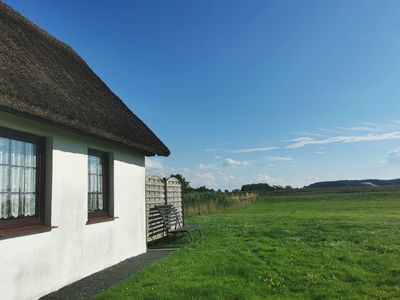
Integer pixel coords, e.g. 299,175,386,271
7,0,400,189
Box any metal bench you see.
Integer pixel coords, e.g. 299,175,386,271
154,204,201,241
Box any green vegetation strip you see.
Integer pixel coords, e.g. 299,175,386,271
95,191,400,299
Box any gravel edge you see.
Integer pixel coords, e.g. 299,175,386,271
40,250,174,300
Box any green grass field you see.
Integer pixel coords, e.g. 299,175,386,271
95,191,400,299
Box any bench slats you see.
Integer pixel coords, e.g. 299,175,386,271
151,204,201,241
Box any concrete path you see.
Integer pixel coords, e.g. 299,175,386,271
41,249,174,300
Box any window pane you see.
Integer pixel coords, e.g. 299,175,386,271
11,140,25,166
10,193,20,218
10,167,24,193
0,133,40,221
25,143,37,167
89,156,95,174
0,165,9,193
97,175,103,193
88,193,105,212
89,155,100,174
88,151,107,214
0,137,9,164
0,193,10,219
24,168,36,193
88,194,92,212
88,193,96,212
89,174,97,193
97,158,103,174
24,193,36,216
98,194,103,210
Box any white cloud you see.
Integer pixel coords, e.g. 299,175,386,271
253,173,273,182
223,158,250,167
198,163,217,170
192,172,216,186
286,131,400,149
176,162,239,190
186,167,237,190
243,173,286,187
231,146,278,153
266,156,294,162
387,148,400,164
145,157,164,171
145,157,166,177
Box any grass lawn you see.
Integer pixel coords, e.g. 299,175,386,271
95,191,400,299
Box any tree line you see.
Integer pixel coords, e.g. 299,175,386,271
170,174,292,194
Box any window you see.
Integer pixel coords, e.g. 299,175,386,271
0,127,45,230
88,149,109,220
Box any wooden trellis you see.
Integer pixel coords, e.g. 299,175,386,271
166,177,182,219
145,175,183,242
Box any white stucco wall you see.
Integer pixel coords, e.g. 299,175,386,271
0,112,147,300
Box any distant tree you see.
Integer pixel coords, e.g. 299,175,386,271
241,183,274,192
169,173,191,194
195,186,214,192
224,189,229,193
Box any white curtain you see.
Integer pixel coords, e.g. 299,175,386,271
0,137,36,220
88,154,104,212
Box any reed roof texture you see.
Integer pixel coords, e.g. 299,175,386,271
0,2,170,156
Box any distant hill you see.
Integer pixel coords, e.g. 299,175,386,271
306,179,400,189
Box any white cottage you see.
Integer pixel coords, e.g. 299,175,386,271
0,3,170,299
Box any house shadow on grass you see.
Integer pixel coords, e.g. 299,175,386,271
147,233,196,250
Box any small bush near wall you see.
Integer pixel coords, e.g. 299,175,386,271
183,191,257,216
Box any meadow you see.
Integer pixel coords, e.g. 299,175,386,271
95,190,400,299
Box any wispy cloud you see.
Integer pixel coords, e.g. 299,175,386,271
292,131,327,138
266,156,294,162
232,146,278,153
286,131,400,149
205,147,220,152
336,126,379,132
335,121,396,133
223,158,250,167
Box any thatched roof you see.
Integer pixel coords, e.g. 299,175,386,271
0,2,170,156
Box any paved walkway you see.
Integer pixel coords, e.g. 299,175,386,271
41,249,174,300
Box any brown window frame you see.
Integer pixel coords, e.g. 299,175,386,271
0,127,46,231
87,149,110,221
